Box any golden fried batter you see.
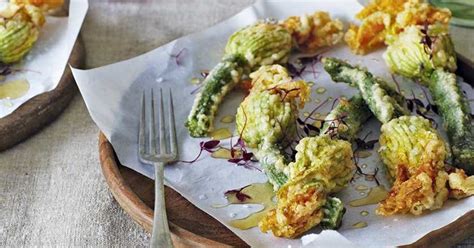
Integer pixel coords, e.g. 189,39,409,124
11,0,64,11
259,136,354,238
377,116,474,216
282,11,344,53
345,0,451,54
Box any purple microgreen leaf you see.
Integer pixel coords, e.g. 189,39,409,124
203,140,220,149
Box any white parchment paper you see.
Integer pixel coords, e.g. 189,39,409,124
71,0,474,247
0,0,88,117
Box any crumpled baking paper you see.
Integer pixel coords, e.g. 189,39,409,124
71,0,474,247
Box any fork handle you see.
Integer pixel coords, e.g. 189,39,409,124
150,162,174,248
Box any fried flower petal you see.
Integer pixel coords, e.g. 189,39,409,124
377,116,451,215
282,11,344,53
259,136,354,238
11,0,64,12
344,12,391,55
345,0,451,54
448,169,474,199
377,163,449,215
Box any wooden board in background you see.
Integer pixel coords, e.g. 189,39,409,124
0,37,85,152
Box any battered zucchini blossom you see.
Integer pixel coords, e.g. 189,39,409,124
0,2,45,64
384,23,474,174
236,65,309,189
345,0,451,54
323,58,474,216
281,11,344,53
384,24,456,83
259,136,354,238
186,22,293,137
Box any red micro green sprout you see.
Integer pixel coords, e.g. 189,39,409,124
181,140,220,163
225,185,252,202
170,48,187,66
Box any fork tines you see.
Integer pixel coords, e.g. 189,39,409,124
138,88,178,163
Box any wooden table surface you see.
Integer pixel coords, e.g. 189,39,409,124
0,1,473,247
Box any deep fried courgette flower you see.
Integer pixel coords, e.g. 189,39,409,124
378,116,474,215
186,22,293,137
344,0,451,54
259,136,354,238
0,2,44,64
384,24,456,82
236,65,310,189
281,11,344,53
384,24,473,174
236,65,310,148
323,58,474,216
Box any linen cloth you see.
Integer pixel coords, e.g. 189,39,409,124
0,0,472,246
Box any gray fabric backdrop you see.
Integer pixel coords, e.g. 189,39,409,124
0,0,472,247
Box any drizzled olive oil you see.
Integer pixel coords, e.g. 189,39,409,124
349,186,388,207
209,128,232,140
211,148,236,159
220,115,234,124
0,79,29,100
214,182,275,230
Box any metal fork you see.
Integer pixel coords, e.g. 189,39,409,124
138,88,177,248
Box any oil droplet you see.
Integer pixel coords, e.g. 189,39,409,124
361,164,368,169
316,87,326,94
352,221,368,228
211,203,228,208
3,100,13,107
349,186,388,207
355,185,369,191
360,192,366,196
0,79,29,100
355,151,372,158
352,221,368,229
418,94,425,99
401,90,406,95
340,95,348,101
190,78,201,84
220,115,234,124
229,213,237,218
303,112,310,117
209,128,232,140
211,148,239,159
312,120,322,129
308,82,314,87
215,182,275,230
315,98,321,103
360,211,369,216
314,113,321,118
328,97,334,101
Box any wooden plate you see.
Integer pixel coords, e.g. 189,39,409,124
0,37,85,151
99,55,474,247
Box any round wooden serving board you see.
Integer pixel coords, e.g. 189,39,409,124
0,37,85,152
99,133,474,248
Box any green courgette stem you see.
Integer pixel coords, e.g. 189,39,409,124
321,94,372,142
323,57,409,124
256,143,288,190
185,55,248,137
321,196,346,230
429,69,474,174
